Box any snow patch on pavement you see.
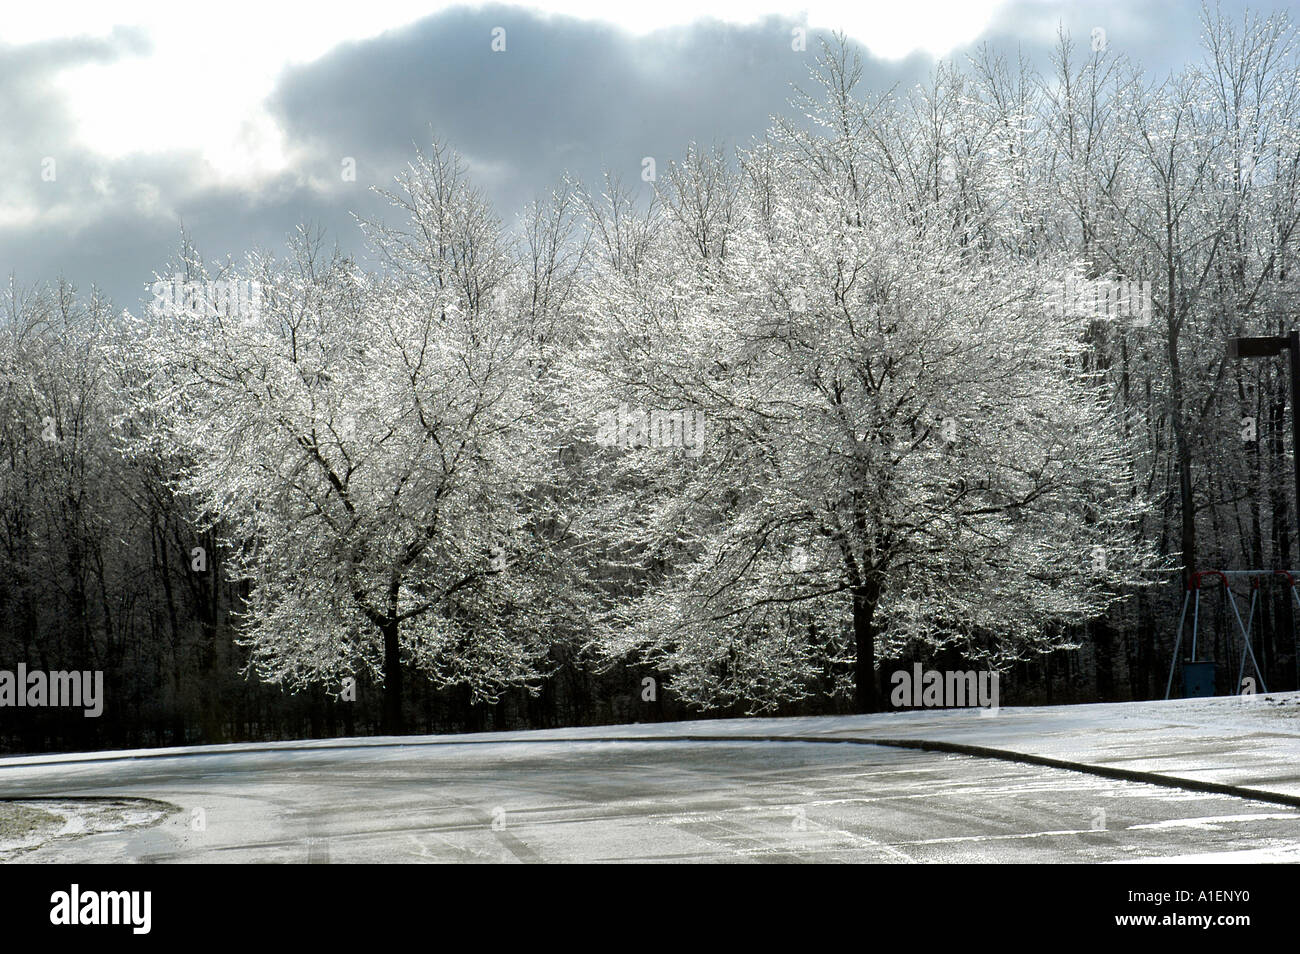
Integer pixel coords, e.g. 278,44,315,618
1126,812,1300,831
0,798,177,861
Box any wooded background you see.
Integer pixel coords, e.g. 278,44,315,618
4,11,1300,752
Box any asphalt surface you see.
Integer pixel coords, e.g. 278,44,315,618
4,738,1300,863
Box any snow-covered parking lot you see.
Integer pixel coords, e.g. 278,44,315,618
2,695,1298,863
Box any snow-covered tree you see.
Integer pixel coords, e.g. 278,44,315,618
118,145,588,731
578,42,1160,712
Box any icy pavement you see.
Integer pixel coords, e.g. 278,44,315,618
0,695,1296,863
464,692,1300,799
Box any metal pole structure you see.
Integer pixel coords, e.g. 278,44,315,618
1291,331,1300,532
1290,331,1300,689
1293,582,1300,691
1237,586,1257,692
1165,589,1192,700
1191,588,1201,661
1225,586,1267,693
1228,333,1300,690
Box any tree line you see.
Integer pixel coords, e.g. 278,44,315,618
3,8,1299,752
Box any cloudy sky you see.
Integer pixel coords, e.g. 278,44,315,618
0,0,1256,310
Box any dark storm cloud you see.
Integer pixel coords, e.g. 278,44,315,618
267,7,927,216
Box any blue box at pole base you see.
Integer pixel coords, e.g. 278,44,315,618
1182,661,1217,698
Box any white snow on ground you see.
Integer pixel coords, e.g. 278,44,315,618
0,799,175,861
1127,813,1300,831
1112,845,1300,863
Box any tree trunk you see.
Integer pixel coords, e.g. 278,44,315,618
1169,380,1196,584
1164,231,1197,587
382,618,403,734
1093,618,1115,702
853,581,882,713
